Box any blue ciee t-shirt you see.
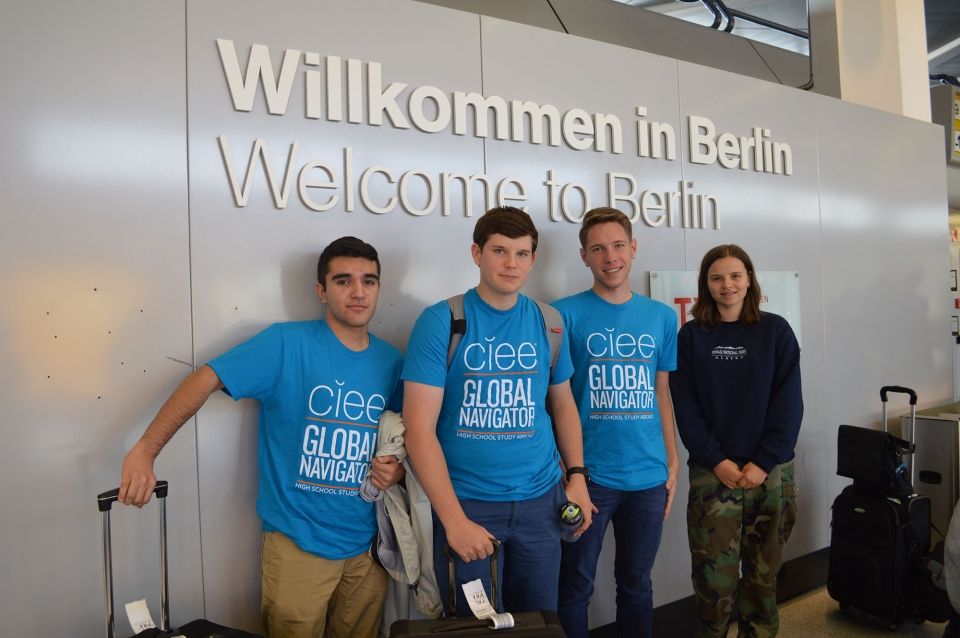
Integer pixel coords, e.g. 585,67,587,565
402,288,572,501
553,290,677,491
208,320,402,560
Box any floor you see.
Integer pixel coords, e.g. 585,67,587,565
769,587,947,638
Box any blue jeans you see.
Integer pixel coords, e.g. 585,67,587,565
433,481,566,616
558,482,666,638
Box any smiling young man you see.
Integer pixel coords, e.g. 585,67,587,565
117,236,404,638
402,206,593,617
552,208,679,638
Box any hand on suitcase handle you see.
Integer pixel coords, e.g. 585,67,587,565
445,537,501,564
118,444,162,507
98,480,168,511
880,386,918,405
446,517,497,563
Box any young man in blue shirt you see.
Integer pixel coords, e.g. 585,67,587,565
402,206,593,616
118,236,404,638
553,208,680,638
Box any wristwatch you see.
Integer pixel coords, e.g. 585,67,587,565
566,466,591,485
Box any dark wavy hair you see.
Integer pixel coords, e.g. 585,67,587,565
691,244,761,327
317,236,380,287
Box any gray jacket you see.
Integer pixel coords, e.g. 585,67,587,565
368,410,442,619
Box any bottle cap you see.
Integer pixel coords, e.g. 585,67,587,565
560,502,583,525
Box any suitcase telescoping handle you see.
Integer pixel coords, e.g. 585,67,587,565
446,539,501,618
880,385,919,487
97,480,170,638
880,385,918,435
880,385,918,406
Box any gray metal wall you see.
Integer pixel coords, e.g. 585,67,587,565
0,0,950,635
417,0,811,87
0,2,205,635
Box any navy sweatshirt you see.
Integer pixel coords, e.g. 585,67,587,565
669,312,803,473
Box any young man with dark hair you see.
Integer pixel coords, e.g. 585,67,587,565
553,208,679,638
403,206,593,616
118,236,404,638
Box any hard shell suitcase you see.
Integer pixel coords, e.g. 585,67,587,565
98,481,262,638
828,385,932,628
388,542,566,637
389,611,565,637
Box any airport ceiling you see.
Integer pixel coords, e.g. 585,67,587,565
620,0,960,83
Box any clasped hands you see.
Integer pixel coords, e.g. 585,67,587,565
713,459,767,490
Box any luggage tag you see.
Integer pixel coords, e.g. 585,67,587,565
125,598,157,633
461,579,515,629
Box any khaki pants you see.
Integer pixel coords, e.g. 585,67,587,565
260,531,387,638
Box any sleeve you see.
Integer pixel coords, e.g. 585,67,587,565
401,303,451,388
207,323,284,401
752,318,804,473
658,305,678,372
945,507,960,612
669,324,726,470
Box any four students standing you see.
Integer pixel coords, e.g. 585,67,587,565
117,209,802,637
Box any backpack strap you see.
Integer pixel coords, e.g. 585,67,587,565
447,295,563,379
446,294,467,368
533,299,563,381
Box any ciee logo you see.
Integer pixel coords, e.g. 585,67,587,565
463,336,538,372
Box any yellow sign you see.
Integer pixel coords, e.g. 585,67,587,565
952,87,960,164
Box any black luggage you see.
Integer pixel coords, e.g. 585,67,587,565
914,540,954,623
389,611,565,637
828,385,932,628
98,481,262,638
836,424,914,498
828,483,930,627
389,542,566,637
126,620,260,638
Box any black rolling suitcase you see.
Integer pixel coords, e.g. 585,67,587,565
389,542,566,637
827,386,932,628
98,481,262,638
828,483,930,626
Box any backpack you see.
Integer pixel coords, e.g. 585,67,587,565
445,294,563,377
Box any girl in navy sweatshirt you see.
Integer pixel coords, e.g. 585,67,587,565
669,244,802,638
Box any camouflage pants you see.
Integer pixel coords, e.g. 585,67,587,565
686,461,798,638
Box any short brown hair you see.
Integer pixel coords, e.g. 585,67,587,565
578,207,632,248
317,236,380,288
473,206,539,252
691,244,762,327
